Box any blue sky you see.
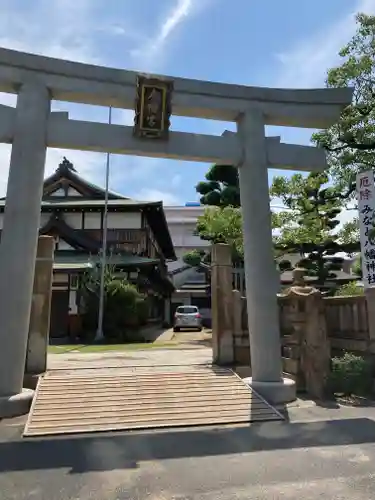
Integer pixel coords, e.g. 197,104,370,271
0,0,374,209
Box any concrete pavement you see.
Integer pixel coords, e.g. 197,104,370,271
2,345,375,498
47,346,212,371
2,403,375,499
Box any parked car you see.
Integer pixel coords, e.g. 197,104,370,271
173,305,202,332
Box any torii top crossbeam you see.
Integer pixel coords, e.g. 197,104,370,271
0,47,353,171
0,47,352,127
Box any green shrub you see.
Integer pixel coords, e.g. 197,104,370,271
329,353,372,396
352,255,362,278
334,281,364,297
103,280,147,341
136,298,149,326
79,264,149,342
182,249,204,267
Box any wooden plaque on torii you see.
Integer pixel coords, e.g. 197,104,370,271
133,75,173,140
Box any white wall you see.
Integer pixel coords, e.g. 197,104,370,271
67,187,82,196
164,206,210,253
164,205,206,223
163,206,210,273
64,211,142,230
106,212,141,229
0,212,51,229
168,222,208,248
50,188,65,196
171,266,199,288
69,290,77,314
58,239,75,251
84,212,101,229
0,210,143,231
64,212,83,229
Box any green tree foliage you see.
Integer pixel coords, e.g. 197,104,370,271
352,254,362,277
329,353,372,397
278,259,293,271
186,204,287,270
182,249,206,267
270,172,358,285
80,263,147,342
195,164,240,207
335,281,364,296
312,13,375,199
336,217,360,245
195,205,244,258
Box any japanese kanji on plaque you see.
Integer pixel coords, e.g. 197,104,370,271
133,75,173,140
357,171,375,288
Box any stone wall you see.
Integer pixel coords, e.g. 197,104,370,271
232,287,375,393
210,244,375,395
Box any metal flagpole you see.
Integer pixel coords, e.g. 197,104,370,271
95,105,112,342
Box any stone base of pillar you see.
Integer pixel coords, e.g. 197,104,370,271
0,388,34,419
23,373,40,390
243,377,296,406
213,334,234,366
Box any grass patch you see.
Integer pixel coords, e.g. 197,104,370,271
48,342,178,354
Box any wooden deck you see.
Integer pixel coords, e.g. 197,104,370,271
23,366,283,437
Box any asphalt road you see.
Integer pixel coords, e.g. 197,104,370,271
2,407,375,499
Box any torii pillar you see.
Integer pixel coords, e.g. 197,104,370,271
0,83,50,417
237,109,294,405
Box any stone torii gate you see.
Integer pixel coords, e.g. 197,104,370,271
0,47,352,416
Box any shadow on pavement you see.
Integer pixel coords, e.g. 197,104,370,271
1,417,375,474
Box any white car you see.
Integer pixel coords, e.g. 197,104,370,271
173,305,202,332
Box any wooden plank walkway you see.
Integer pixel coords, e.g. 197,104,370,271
23,366,283,437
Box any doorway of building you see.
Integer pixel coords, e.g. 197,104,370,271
50,290,70,339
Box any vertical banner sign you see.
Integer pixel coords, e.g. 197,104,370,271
357,171,375,288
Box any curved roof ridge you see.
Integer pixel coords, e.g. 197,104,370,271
43,157,129,200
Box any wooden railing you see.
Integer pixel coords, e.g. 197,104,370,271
80,228,148,254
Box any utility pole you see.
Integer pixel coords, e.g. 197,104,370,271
95,106,112,342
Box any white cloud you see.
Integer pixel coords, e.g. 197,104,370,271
130,0,197,71
116,0,214,199
97,22,145,44
171,174,182,188
132,188,181,205
0,1,114,195
0,0,98,63
119,0,202,129
274,0,375,88
0,0,212,203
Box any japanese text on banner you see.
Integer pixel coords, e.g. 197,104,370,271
357,171,375,288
